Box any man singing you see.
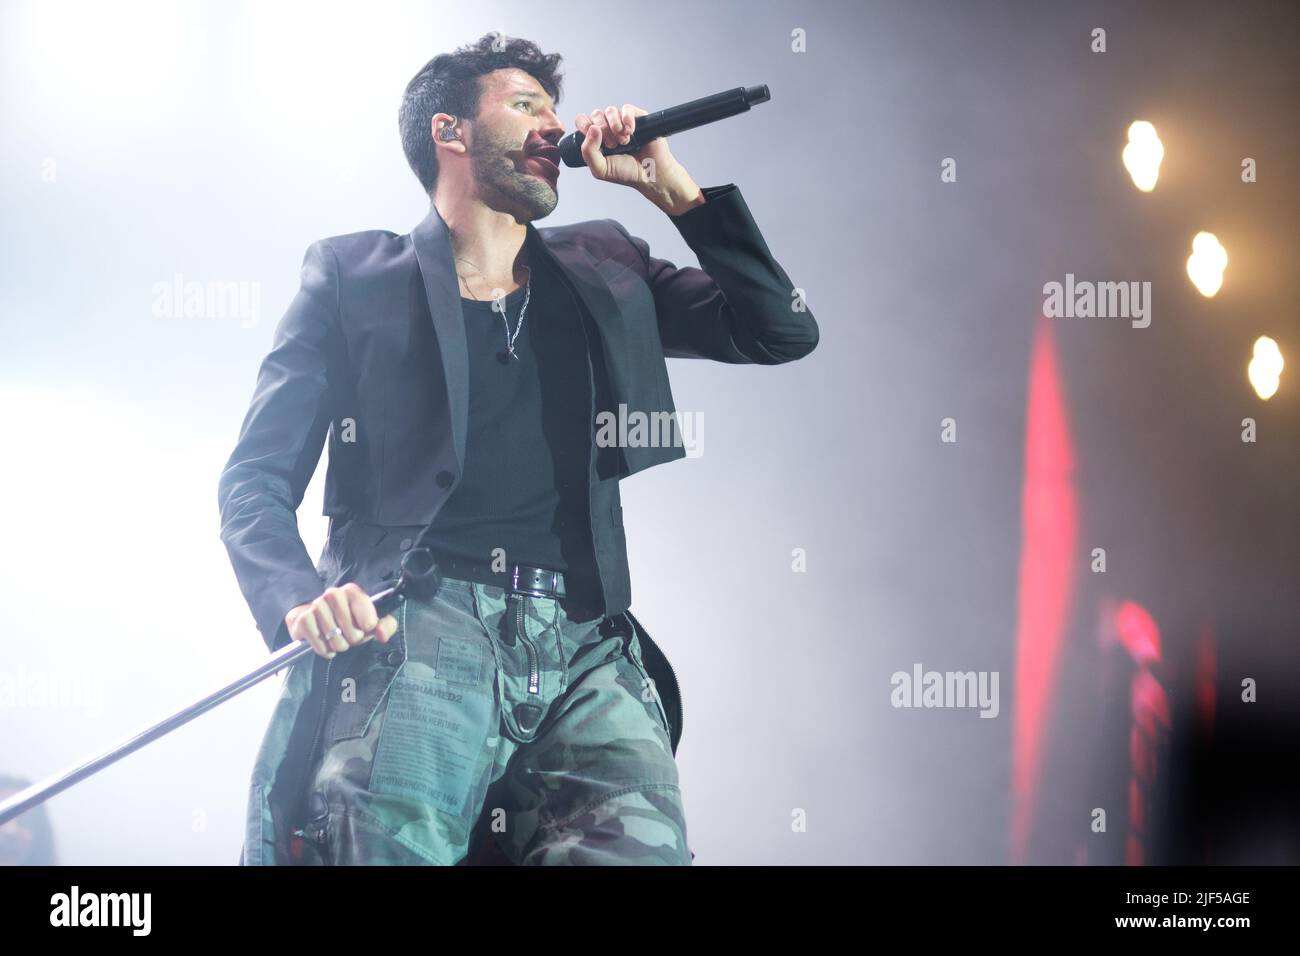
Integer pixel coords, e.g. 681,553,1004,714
218,33,818,866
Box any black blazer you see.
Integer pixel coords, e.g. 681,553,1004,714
217,182,818,750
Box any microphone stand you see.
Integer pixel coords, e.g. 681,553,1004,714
0,548,443,827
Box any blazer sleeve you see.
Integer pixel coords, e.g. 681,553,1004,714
217,240,343,652
607,183,819,364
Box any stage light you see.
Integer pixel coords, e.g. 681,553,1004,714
1122,121,1164,191
1186,232,1228,297
1248,336,1284,400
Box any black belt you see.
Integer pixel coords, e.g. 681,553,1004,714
431,553,567,600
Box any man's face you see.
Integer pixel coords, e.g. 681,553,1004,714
464,68,565,222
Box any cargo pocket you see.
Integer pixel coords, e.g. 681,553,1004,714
366,593,498,821
327,639,404,743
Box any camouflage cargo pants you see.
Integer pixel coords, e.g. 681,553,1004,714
297,575,691,865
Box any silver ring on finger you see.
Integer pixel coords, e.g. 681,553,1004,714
327,625,344,643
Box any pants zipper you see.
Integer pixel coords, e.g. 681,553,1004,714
516,596,540,695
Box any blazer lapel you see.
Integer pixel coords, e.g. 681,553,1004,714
526,221,636,407
527,221,622,329
410,203,469,471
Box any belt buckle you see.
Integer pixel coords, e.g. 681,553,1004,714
510,565,559,599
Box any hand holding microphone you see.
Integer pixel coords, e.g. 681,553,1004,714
574,105,677,191
570,84,771,216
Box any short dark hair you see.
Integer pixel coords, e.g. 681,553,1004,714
399,33,564,195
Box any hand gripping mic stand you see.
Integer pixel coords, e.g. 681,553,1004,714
0,547,444,827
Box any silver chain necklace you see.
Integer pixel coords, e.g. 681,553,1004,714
456,258,531,362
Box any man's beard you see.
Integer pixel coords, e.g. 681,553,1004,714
469,124,558,222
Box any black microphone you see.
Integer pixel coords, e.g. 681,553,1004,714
558,84,771,168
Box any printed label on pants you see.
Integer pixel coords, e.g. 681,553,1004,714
437,636,485,685
369,674,494,816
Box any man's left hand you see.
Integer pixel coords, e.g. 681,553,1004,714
576,105,705,216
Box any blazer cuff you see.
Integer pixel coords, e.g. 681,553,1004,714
665,183,756,246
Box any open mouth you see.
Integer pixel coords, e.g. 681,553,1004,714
523,143,561,183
